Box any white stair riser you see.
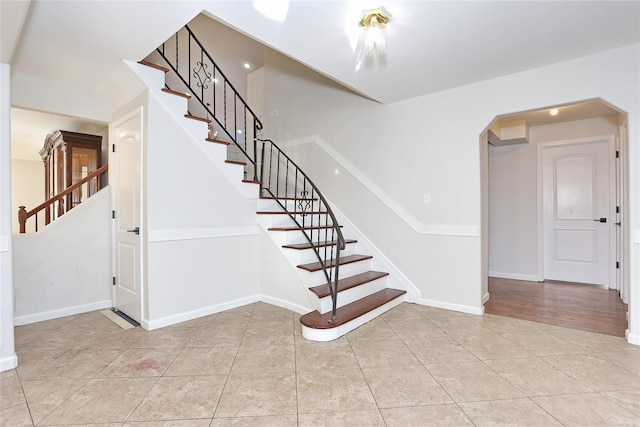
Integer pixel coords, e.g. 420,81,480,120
263,214,333,229
282,242,356,265
222,162,248,182
258,198,323,212
301,258,372,286
270,228,343,245
130,61,166,90
200,142,229,164
157,91,191,118
301,294,405,342
317,276,388,315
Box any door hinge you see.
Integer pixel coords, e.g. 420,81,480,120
112,276,116,286
616,206,619,214
112,144,116,153
112,210,115,219
616,262,620,269
616,150,619,158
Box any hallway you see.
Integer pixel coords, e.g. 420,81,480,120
2,302,639,426
485,278,628,337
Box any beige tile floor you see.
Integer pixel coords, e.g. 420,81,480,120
1,302,639,426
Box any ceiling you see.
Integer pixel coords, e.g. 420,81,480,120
3,1,639,161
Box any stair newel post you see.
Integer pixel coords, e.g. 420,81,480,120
18,206,27,234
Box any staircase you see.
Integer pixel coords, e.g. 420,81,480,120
255,197,405,341
134,25,406,341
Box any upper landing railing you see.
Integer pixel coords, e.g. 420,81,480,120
155,25,345,322
18,164,108,233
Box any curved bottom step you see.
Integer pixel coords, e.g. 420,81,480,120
300,288,406,341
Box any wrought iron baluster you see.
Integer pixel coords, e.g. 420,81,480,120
155,24,346,323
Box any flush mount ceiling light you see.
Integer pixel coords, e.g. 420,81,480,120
359,7,391,57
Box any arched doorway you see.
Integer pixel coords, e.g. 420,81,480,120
480,99,629,337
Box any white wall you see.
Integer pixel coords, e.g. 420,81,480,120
10,158,43,234
187,14,265,101
256,44,640,340
142,89,262,329
259,228,318,314
12,188,113,324
488,116,619,281
1,62,17,371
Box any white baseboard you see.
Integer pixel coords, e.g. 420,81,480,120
415,298,485,316
626,329,640,346
0,354,18,372
260,294,311,316
13,300,113,326
142,295,260,330
488,271,539,282
482,292,490,304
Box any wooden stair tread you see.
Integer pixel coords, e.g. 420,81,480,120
309,271,390,298
268,225,343,231
242,179,262,185
282,239,356,250
161,88,191,99
297,254,372,272
184,114,211,123
225,160,247,166
300,288,406,329
138,60,169,73
206,138,231,145
257,211,327,215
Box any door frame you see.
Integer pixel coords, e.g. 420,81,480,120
536,135,617,287
110,106,145,323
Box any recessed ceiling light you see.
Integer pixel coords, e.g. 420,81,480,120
550,108,559,116
243,62,252,70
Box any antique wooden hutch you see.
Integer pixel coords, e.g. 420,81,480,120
39,130,104,220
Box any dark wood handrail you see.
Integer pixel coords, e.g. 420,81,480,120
18,164,108,233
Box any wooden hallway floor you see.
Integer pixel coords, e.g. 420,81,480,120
485,277,628,337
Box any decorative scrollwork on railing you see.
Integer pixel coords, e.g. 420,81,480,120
298,191,311,216
193,61,212,89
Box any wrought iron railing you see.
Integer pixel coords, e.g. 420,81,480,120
156,25,261,180
154,25,345,322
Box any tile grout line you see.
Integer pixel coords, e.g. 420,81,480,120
210,303,254,422
385,310,478,426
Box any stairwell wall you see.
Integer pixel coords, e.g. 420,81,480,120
143,92,261,329
12,188,113,325
255,44,640,330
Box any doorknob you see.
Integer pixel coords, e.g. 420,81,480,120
593,218,607,223
127,227,140,235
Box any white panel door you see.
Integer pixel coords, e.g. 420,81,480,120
542,137,613,286
111,109,143,323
